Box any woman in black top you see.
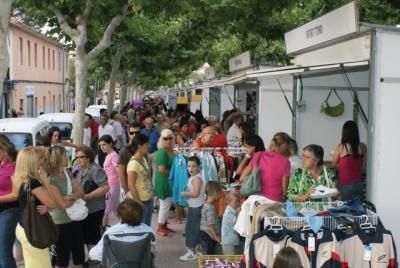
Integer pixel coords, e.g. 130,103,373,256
14,147,61,268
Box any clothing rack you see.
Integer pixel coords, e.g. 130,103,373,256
174,146,246,154
264,214,379,231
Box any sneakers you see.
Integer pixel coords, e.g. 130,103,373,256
179,249,198,261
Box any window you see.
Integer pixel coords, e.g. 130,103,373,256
42,46,45,69
52,95,55,112
34,43,37,67
48,48,50,69
27,40,31,66
19,37,23,64
52,49,55,70
65,54,68,70
20,99,24,108
34,97,38,117
43,96,46,113
58,51,61,71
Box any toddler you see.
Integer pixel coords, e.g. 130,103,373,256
179,156,205,261
221,191,240,254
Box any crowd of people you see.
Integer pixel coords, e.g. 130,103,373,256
0,96,367,267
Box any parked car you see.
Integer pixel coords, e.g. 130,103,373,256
85,105,106,120
0,118,50,150
38,112,75,140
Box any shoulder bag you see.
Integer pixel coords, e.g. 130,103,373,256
240,152,262,197
21,179,59,249
65,170,89,221
321,88,345,117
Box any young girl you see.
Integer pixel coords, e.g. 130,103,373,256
99,135,121,228
221,191,240,255
179,156,205,261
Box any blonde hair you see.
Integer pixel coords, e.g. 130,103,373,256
202,126,217,136
157,128,175,149
48,146,67,177
12,147,47,195
225,191,240,203
269,132,291,152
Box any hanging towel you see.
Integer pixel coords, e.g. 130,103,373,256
200,152,218,182
168,154,188,207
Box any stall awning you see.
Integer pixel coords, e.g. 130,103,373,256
209,60,369,87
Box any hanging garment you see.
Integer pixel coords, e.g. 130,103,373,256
286,228,341,268
248,226,292,268
215,152,227,183
168,154,188,207
338,226,397,268
200,152,218,182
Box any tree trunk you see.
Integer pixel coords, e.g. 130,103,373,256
0,0,12,118
119,82,128,113
73,50,89,145
106,51,123,114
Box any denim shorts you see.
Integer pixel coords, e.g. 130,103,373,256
185,206,202,248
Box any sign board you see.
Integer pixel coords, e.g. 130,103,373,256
191,95,202,102
284,1,358,55
176,96,188,104
229,51,251,73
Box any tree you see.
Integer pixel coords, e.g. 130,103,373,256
0,0,12,117
15,0,129,143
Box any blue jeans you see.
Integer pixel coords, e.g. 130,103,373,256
0,208,20,268
185,206,202,249
142,200,154,226
340,181,364,201
200,231,219,255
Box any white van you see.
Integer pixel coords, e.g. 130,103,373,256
85,105,106,120
0,118,50,150
38,113,75,140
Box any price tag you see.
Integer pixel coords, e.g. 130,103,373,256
364,245,372,261
308,237,315,252
273,244,281,257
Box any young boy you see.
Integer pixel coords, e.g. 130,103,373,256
221,191,240,254
179,156,205,261
199,181,222,255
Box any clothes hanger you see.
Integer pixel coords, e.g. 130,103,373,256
359,215,376,231
267,216,283,232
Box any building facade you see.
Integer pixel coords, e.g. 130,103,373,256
5,19,70,117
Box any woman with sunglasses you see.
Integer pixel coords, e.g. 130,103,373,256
117,122,142,194
154,129,175,236
74,145,109,251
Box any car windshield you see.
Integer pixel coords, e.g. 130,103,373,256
3,133,33,150
50,122,73,140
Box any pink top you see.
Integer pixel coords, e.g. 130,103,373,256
0,160,16,195
103,151,120,188
249,151,290,201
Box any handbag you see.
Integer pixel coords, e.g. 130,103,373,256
83,179,98,194
320,88,345,117
65,170,88,221
240,153,262,196
21,179,59,249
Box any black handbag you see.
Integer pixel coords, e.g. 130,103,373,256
21,179,59,249
83,180,99,194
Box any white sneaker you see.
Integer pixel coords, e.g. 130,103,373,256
179,249,198,261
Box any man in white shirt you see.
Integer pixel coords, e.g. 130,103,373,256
110,111,127,151
83,114,92,147
227,115,243,148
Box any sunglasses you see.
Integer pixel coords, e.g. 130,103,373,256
163,137,173,140
76,156,88,159
129,131,140,135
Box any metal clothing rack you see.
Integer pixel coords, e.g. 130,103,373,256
257,201,379,231
173,146,246,154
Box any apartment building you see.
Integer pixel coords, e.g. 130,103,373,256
4,19,71,117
